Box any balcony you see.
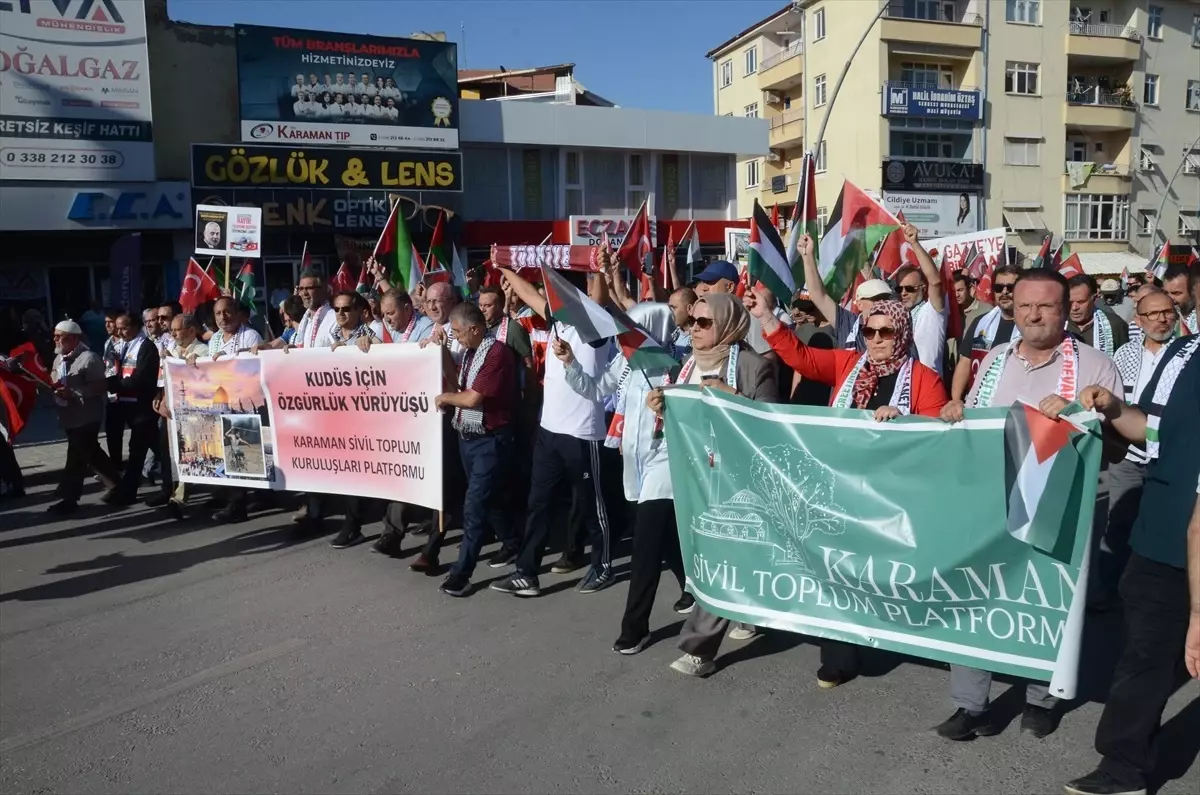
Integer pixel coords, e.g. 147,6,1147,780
1062,161,1133,195
1066,22,1143,62
758,41,803,92
762,162,801,197
879,3,983,50
1065,87,1137,130
768,108,804,149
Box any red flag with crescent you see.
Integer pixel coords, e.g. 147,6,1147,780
179,257,220,313
0,355,39,440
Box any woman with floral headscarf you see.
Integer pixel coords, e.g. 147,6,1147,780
745,284,947,689
747,285,948,421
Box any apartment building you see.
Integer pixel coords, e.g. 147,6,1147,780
708,0,1200,272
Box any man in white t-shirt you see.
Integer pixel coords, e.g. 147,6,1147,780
893,223,948,375
491,266,616,598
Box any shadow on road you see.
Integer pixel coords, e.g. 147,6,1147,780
0,523,308,603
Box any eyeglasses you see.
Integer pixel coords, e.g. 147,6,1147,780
1137,309,1174,322
898,285,922,294
993,284,1016,294
863,326,897,340
333,306,355,314
691,316,715,330
156,314,172,321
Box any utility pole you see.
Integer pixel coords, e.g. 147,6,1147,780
812,1,890,154
1149,131,1200,255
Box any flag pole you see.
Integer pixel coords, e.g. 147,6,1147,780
812,1,890,155
223,254,230,294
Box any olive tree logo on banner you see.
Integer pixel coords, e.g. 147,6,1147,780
690,429,845,575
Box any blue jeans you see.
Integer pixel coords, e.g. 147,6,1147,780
451,429,514,578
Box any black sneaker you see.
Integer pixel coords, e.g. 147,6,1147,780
673,593,695,614
934,708,997,740
612,635,649,655
409,553,438,573
488,547,518,569
410,518,434,536
816,665,856,689
1063,769,1146,795
144,493,169,508
371,530,404,557
166,500,185,521
439,573,471,597
213,506,248,524
330,526,364,549
46,500,79,516
490,572,540,597
550,553,585,574
577,567,614,594
1020,704,1057,738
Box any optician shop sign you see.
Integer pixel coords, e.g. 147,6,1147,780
0,182,191,231
881,83,982,121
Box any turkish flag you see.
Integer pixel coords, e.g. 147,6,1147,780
179,257,220,313
8,342,51,387
0,358,39,440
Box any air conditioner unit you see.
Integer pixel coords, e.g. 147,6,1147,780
765,92,783,104
766,151,782,163
1184,155,1200,174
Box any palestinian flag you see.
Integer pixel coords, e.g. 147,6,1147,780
817,181,901,302
234,261,258,316
609,306,679,371
784,151,820,287
355,263,374,296
374,199,425,290
1004,401,1081,555
451,245,470,297
1029,234,1053,270
1146,240,1169,280
427,211,450,273
747,199,795,300
682,220,702,275
541,264,628,344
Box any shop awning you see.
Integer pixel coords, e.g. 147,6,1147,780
1076,251,1146,276
1002,207,1043,232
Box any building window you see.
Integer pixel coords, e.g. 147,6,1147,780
1005,62,1040,95
1003,136,1040,166
1188,80,1200,111
814,141,828,172
1137,209,1156,236
816,205,829,231
744,102,759,119
814,73,828,107
900,62,954,89
565,150,583,216
1006,0,1040,24
891,132,971,160
744,47,758,76
1147,5,1163,39
1193,14,1200,47
814,7,826,40
627,153,646,211
720,60,733,88
1180,212,1199,238
1144,74,1159,106
1139,146,1155,172
746,159,760,188
1064,194,1129,241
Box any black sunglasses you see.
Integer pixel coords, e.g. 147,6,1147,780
993,284,1016,294
691,317,714,330
333,305,356,314
898,285,922,294
863,326,897,340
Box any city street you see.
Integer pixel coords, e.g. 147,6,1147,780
1,441,1197,795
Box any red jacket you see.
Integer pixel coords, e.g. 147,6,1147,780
765,324,948,417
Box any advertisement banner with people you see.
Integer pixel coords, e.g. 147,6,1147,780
664,389,1102,698
194,204,263,258
164,345,443,509
882,192,979,238
234,25,459,149
0,0,155,181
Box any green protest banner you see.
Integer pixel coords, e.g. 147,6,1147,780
663,388,1102,699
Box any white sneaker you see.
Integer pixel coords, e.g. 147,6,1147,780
670,653,715,677
728,624,757,641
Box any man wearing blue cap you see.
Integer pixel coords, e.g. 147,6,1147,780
693,260,739,297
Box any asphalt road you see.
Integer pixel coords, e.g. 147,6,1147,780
1,454,1196,794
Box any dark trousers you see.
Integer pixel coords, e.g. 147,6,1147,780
516,427,611,578
307,493,374,528
105,401,126,469
619,499,685,642
450,429,514,579
120,407,158,497
382,415,467,558
0,436,24,494
1095,553,1190,788
60,423,118,505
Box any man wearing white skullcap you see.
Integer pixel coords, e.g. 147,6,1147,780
42,320,118,514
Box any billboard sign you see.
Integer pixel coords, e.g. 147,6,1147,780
882,192,980,238
0,0,154,181
191,143,462,192
882,82,982,121
568,215,657,248
195,204,263,258
882,159,984,192
235,25,459,149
